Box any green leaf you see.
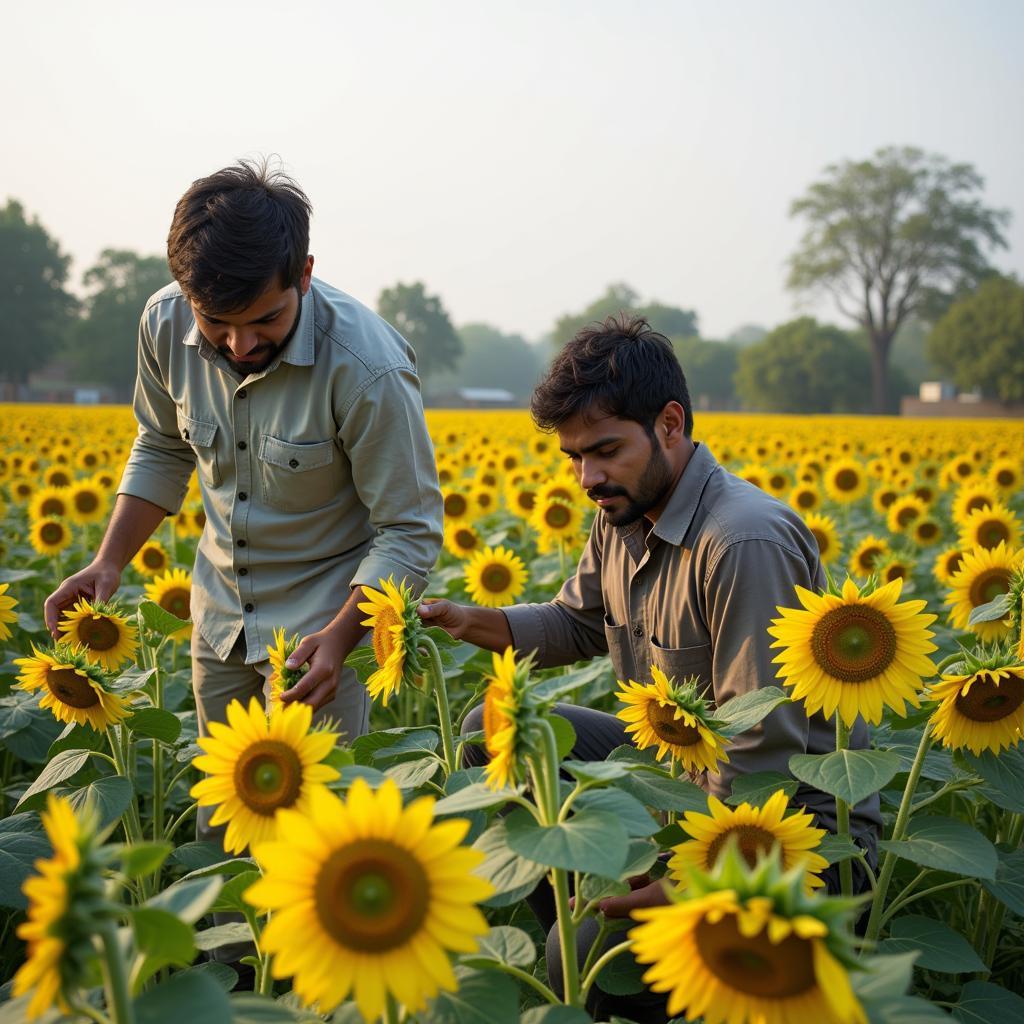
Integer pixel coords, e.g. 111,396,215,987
726,770,800,806
472,819,548,907
852,952,919,1001
0,813,49,909
878,815,998,879
549,712,577,761
64,774,134,833
177,857,257,882
862,996,951,1023
0,567,38,583
562,760,630,783
15,747,91,808
176,960,239,993
878,915,986,973
817,834,865,865
352,726,439,766
963,746,1024,813
595,934,646,995
967,591,1012,625
424,966,519,1024
715,686,791,736
47,721,109,759
607,743,659,767
953,981,1024,1024
168,840,230,871
434,782,521,815
470,925,536,968
981,848,1024,915
332,765,387,789
0,699,62,763
211,870,260,914
232,993,316,1021
146,876,223,924
134,969,233,1024
384,756,441,789
109,666,157,694
139,598,191,637
127,707,182,744
120,841,173,879
614,768,708,814
194,922,253,951
520,1008,592,1024
575,788,660,837
131,906,196,969
789,749,901,807
505,808,628,876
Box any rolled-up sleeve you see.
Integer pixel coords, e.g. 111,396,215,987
341,365,442,599
117,306,195,514
503,517,608,666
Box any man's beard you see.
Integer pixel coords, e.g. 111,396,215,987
216,293,302,375
589,436,674,527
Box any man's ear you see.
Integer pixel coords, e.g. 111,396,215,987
300,254,314,295
660,401,687,447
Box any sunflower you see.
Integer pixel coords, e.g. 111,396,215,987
482,647,536,790
12,795,105,1021
143,568,193,642
929,664,1024,756
789,484,821,514
29,517,72,557
941,455,977,489
668,790,829,890
266,627,306,706
58,598,139,672
945,542,1022,642
464,545,527,608
876,554,913,585
43,467,72,489
885,494,927,534
245,779,492,1019
505,482,538,519
537,479,578,506
443,522,482,560
959,501,1021,553
358,576,424,706
988,457,1021,496
440,487,472,524
29,486,70,521
769,576,937,727
803,512,841,565
951,482,998,526
871,485,899,516
765,469,792,499
737,462,768,491
933,546,965,586
531,497,583,548
14,644,132,731
0,582,18,641
848,535,890,578
130,540,170,577
823,459,868,504
190,697,339,854
630,845,866,1024
66,481,107,525
911,517,942,547
615,666,730,773
470,484,499,517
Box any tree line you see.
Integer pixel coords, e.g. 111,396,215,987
1,146,1018,410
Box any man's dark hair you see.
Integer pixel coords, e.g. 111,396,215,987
167,157,312,315
531,313,694,436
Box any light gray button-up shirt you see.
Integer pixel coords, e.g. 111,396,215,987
503,442,882,841
118,278,443,663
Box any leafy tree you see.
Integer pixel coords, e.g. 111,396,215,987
726,324,768,347
735,317,871,414
70,250,172,397
928,276,1024,403
0,199,76,387
551,282,698,349
673,337,739,407
429,323,542,400
787,146,1009,413
377,281,462,381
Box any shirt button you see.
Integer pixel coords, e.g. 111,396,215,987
238,441,247,450
244,602,254,613
236,539,246,548
237,389,247,399
238,568,249,576
288,458,299,468
182,429,190,440
633,624,644,638
238,492,248,501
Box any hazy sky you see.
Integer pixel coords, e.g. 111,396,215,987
5,0,1022,341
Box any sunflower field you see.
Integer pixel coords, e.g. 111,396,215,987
1,402,1024,1024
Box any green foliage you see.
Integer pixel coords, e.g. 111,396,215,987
672,336,739,405
428,322,544,400
735,317,871,412
788,145,1009,412
928,276,1024,402
550,282,698,349
377,280,462,380
69,249,171,398
0,199,76,386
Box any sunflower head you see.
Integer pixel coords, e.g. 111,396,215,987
14,642,132,732
945,542,1023,643
0,581,19,642
464,544,527,608
770,575,937,727
959,500,1021,553
616,666,731,773
143,568,193,642
481,646,546,791
804,512,841,565
630,843,865,1024
357,576,426,706
13,794,108,1021
266,627,306,707
131,540,170,577
58,598,139,672
30,517,72,556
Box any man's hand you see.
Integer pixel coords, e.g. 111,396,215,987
279,624,353,712
598,875,670,919
416,598,472,639
44,560,122,639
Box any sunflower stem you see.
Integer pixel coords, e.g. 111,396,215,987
463,959,560,1004
863,724,933,945
935,652,965,674
98,922,135,1024
979,811,1024,972
68,997,114,1024
420,635,457,776
382,993,401,1024
163,802,198,842
579,939,634,1000
880,878,977,929
834,715,854,899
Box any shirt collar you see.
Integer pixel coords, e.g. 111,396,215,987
648,441,719,547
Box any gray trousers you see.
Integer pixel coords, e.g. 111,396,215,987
191,626,369,961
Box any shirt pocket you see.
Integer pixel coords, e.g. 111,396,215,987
603,614,634,681
258,435,340,513
650,639,713,698
176,411,221,487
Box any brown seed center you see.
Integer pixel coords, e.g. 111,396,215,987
444,493,467,518
810,528,830,555
74,491,99,513
233,740,303,816
481,564,512,593
159,588,191,620
705,824,780,870
978,520,1010,549
645,701,703,746
797,491,815,509
968,568,1011,610
955,672,1024,723
40,522,65,545
371,606,402,667
544,504,571,529
810,604,897,682
77,615,121,651
40,497,65,516
142,547,166,569
454,528,477,550
46,667,100,709
834,468,858,491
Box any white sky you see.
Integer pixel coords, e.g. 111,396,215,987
4,0,1022,341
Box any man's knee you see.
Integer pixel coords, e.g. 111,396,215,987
460,703,486,768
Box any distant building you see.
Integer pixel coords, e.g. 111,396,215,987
902,381,1024,418
426,387,520,409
